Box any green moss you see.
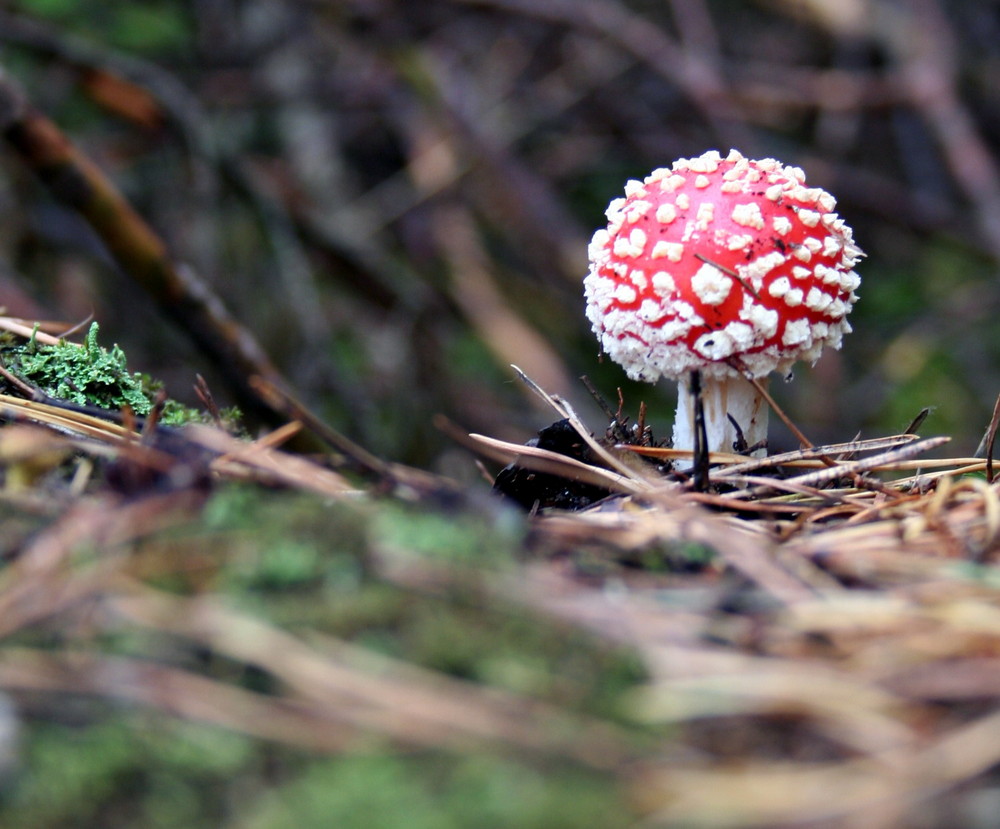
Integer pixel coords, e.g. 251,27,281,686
1,717,255,829
196,487,647,719
240,753,631,829
0,481,649,828
2,322,240,428
12,323,152,414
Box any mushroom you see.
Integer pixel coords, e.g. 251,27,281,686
584,149,862,455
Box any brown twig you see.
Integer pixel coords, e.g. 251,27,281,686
744,373,829,461
980,392,1000,483
690,370,710,492
0,67,289,420
694,253,761,300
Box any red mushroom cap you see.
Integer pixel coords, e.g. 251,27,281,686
584,149,862,382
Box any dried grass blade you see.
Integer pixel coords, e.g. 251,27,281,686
510,365,656,487
903,407,931,435
0,394,134,441
709,474,849,505
950,477,1000,556
631,758,899,826
623,434,923,473
746,373,818,451
711,434,922,477
744,436,951,495
618,444,747,464
467,433,646,494
891,461,988,488
110,586,635,768
869,458,984,472
682,491,824,515
578,494,819,603
184,423,357,497
0,317,78,346
248,375,388,477
979,391,1000,482
0,648,354,753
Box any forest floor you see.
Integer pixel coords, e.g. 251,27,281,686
2,325,1000,828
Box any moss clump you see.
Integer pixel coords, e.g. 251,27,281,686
13,322,152,414
4,322,240,427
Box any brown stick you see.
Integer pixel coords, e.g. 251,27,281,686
981,392,1000,484
743,374,840,470
0,67,288,418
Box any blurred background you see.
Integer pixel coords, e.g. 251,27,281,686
1,0,999,468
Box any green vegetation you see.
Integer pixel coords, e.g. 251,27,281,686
13,0,191,53
2,323,234,426
0,485,647,828
5,717,629,829
12,322,152,414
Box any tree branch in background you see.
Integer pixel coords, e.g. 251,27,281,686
0,65,288,420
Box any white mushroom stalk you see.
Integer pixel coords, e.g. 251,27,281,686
673,371,768,455
584,149,863,456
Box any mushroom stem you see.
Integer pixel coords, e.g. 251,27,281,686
673,374,768,456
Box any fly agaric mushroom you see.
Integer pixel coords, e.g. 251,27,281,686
584,149,862,455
